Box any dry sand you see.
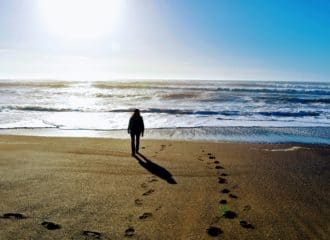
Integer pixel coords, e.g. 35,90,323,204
0,135,329,240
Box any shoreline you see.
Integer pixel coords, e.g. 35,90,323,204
0,126,329,145
1,135,329,239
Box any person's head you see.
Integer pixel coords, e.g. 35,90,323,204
133,108,140,117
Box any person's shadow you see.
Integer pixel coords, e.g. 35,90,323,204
134,153,177,184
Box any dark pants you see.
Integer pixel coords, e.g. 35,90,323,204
130,132,141,154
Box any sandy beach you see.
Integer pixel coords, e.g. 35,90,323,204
0,135,329,239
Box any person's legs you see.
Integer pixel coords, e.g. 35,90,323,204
130,133,135,155
136,132,141,153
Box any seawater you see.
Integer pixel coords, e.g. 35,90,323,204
0,80,329,144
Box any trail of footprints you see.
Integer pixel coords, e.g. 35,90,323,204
1,213,102,239
125,174,161,238
200,150,255,237
124,143,170,238
1,178,160,239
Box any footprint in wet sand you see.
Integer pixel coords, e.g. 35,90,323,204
229,194,238,199
223,210,237,219
140,183,148,189
240,220,255,229
2,213,27,220
41,221,61,230
82,230,102,239
221,189,230,194
218,177,227,184
124,227,135,237
148,176,158,183
207,226,223,237
138,212,152,220
142,189,155,196
219,199,227,204
135,198,143,206
243,205,251,211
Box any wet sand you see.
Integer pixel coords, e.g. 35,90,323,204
0,135,329,239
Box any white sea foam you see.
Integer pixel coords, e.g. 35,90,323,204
263,146,307,152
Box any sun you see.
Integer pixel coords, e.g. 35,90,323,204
38,0,122,41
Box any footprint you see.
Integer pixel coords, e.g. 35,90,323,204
219,199,227,204
138,212,152,220
140,183,148,188
148,177,158,183
82,230,102,239
229,194,238,199
134,198,143,206
124,227,135,237
209,156,216,160
223,210,237,219
215,166,224,169
142,189,155,196
206,226,223,237
214,161,219,164
240,220,255,229
220,173,228,177
155,206,162,211
2,213,27,220
243,205,251,211
141,147,146,149
221,189,230,194
218,177,227,184
41,221,61,230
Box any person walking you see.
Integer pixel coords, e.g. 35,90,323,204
128,109,144,156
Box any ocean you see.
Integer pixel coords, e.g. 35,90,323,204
0,80,329,144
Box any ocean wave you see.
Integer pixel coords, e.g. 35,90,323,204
1,106,82,112
1,106,325,119
254,96,330,104
215,87,330,95
0,81,70,88
257,111,322,117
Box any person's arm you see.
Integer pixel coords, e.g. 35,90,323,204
128,118,131,134
141,117,144,137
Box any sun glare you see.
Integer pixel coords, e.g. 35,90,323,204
38,0,122,41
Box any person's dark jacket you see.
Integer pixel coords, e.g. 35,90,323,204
128,115,144,135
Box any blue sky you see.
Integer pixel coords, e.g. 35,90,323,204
0,0,329,81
